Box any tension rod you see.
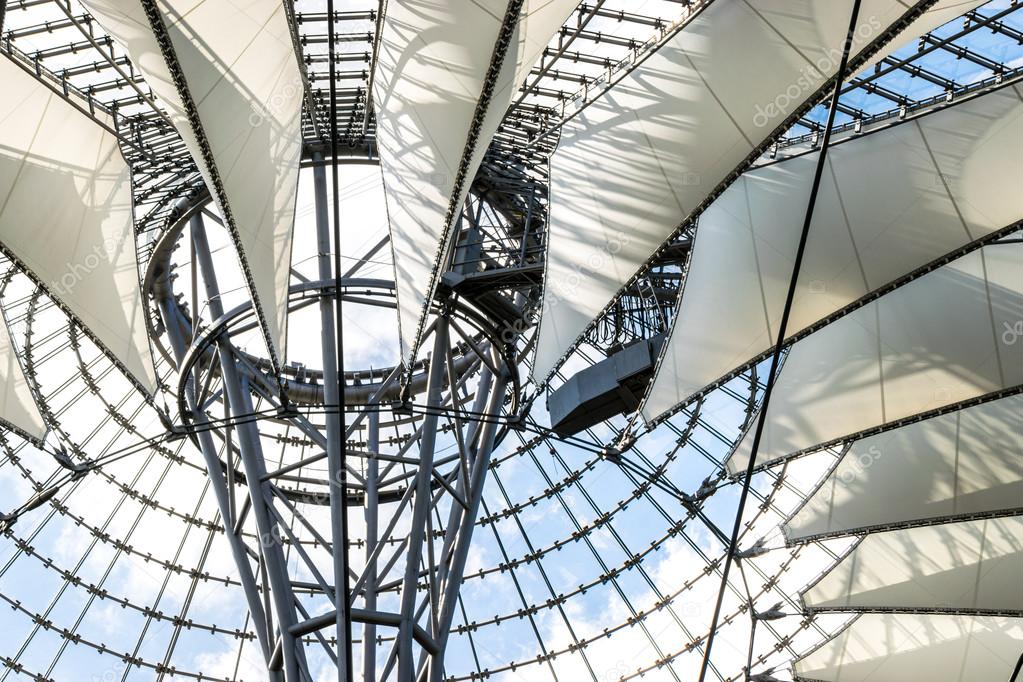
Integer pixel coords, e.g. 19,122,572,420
696,1,864,680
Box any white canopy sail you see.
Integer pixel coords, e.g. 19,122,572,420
794,613,1023,681
643,84,1023,422
81,0,304,367
726,243,1023,474
786,394,1023,542
802,517,1023,613
0,55,157,395
0,310,46,444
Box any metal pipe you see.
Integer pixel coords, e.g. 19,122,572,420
397,317,450,681
325,0,356,671
365,408,380,681
313,153,352,681
191,214,309,681
291,608,438,657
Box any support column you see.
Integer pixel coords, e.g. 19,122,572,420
397,317,450,681
433,366,492,597
312,153,353,681
364,409,380,681
430,362,507,682
191,214,309,681
158,296,278,679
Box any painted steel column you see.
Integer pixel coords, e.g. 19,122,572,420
190,214,308,681
312,153,352,681
434,366,493,595
364,408,380,681
158,296,277,677
429,365,507,682
397,317,450,681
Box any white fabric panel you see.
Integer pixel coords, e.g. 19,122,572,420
643,85,1023,421
641,157,817,414
376,0,576,362
0,314,46,443
727,244,1023,474
0,56,157,393
533,0,950,382
787,395,1023,541
794,613,1023,681
803,517,1023,613
81,0,303,363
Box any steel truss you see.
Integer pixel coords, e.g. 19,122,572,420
145,155,520,680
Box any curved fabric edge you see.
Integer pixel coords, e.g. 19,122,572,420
532,0,986,385
0,53,158,396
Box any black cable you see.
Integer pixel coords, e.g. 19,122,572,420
696,1,863,678
1011,651,1023,682
325,0,355,677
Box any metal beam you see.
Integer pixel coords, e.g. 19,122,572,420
313,153,352,681
191,214,310,681
158,297,277,676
